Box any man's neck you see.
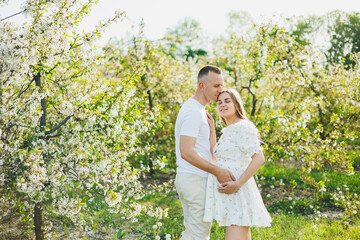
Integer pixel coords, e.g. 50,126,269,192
193,90,210,106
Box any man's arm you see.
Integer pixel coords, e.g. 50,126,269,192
180,135,235,183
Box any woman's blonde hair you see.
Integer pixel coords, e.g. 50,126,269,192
218,89,248,126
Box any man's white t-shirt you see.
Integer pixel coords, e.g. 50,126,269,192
175,97,211,177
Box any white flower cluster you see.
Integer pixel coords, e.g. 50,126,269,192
263,95,274,108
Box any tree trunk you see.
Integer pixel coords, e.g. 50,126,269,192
34,72,46,239
34,203,45,240
147,89,153,110
35,73,47,130
233,67,238,86
146,89,155,176
251,95,257,117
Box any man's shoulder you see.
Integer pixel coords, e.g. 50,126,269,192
176,101,203,124
179,99,201,114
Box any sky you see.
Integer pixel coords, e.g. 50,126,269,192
1,0,360,45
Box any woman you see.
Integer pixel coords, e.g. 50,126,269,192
203,89,271,240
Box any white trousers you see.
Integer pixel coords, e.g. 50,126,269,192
175,172,211,240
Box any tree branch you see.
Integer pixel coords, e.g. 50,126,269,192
45,115,73,135
241,77,257,116
0,10,26,22
0,137,9,144
17,79,35,98
270,115,297,121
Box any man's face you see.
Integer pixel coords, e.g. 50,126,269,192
203,71,224,102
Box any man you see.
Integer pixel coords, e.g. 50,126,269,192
175,65,235,240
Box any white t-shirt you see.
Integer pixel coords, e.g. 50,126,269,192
175,97,211,177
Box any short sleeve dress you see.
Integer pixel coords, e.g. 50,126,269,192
203,120,272,227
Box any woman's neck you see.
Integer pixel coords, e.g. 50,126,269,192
225,116,241,126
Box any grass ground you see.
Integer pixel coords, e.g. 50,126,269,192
129,163,360,239
133,190,360,240
1,163,359,239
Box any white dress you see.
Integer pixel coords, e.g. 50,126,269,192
203,120,272,227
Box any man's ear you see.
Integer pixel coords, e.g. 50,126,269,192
198,81,205,90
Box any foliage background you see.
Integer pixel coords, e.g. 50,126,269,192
0,1,359,239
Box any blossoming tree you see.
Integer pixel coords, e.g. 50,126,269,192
0,0,166,239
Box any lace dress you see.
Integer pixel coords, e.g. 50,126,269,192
203,120,272,227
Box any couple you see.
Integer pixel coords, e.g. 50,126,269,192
175,65,271,240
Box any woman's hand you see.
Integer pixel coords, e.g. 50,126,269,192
218,181,241,194
206,111,217,157
206,111,215,132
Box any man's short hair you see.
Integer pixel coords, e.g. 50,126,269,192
197,65,222,83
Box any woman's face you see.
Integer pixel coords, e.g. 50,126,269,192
217,92,237,119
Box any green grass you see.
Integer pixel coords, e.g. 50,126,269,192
311,169,360,193
131,188,360,240
258,163,360,193
127,163,360,239
251,213,360,240
3,163,358,239
39,164,359,239
135,191,185,239
56,163,360,239
211,213,360,240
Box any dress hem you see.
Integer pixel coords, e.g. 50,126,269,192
204,217,271,227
